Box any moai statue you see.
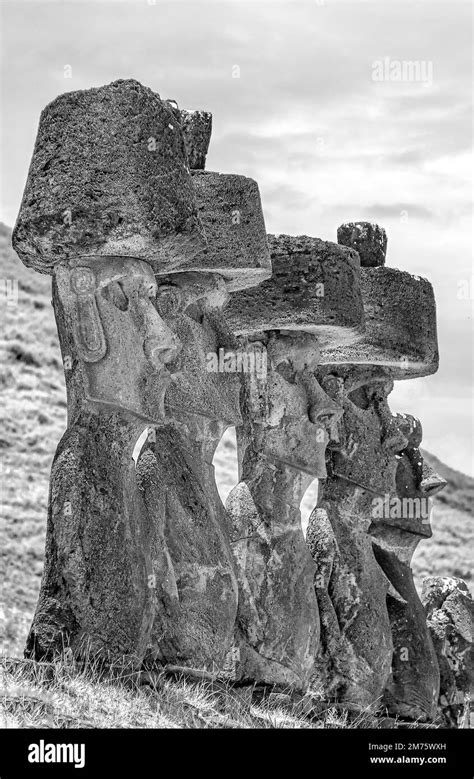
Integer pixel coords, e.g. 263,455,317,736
307,223,441,711
422,577,474,727
370,414,447,721
137,169,273,672
222,234,365,689
12,79,207,664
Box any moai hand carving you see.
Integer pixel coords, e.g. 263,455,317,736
421,577,474,727
307,223,441,711
223,234,365,689
13,80,207,665
136,170,273,673
370,414,447,721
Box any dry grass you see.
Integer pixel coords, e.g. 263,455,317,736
1,655,432,730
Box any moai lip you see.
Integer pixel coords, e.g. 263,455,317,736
177,171,272,291
370,415,446,722
421,577,474,727
12,79,206,274
223,234,366,690
337,221,387,267
319,267,439,379
224,233,364,337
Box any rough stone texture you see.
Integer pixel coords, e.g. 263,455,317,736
421,577,474,727
370,414,446,722
224,233,364,339
226,338,346,689
337,222,387,267
179,109,212,170
307,365,404,709
223,242,366,688
319,267,439,379
182,171,272,291
12,79,206,275
136,271,243,671
26,256,180,663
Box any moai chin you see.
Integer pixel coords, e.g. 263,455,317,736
222,234,365,689
307,224,441,711
137,169,273,673
370,414,446,721
13,79,208,664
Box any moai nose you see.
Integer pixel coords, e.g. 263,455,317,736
143,306,182,367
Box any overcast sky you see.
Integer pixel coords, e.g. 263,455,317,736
1,0,472,474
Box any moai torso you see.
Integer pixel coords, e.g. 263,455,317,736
137,171,273,672
370,415,446,721
27,256,182,663
13,80,207,664
224,234,365,689
307,365,401,707
309,222,442,712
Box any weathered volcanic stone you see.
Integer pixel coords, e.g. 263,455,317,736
306,366,406,709
319,267,439,379
224,234,364,338
183,171,272,291
135,272,244,672
179,109,212,170
223,240,362,688
370,415,446,722
421,577,474,727
226,339,345,689
337,222,387,267
12,79,205,274
25,256,180,664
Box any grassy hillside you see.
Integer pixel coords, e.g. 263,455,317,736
0,220,472,665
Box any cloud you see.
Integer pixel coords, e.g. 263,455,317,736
1,0,471,472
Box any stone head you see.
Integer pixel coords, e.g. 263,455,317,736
316,364,408,497
54,256,180,425
152,170,272,440
224,234,366,478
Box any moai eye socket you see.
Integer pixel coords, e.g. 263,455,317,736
155,285,183,318
347,384,371,410
102,281,129,311
321,375,344,402
275,360,297,385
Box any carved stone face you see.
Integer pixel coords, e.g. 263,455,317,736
154,272,243,431
377,413,446,536
317,365,409,496
55,256,180,423
244,333,342,477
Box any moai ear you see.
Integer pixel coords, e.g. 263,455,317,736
70,267,107,363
